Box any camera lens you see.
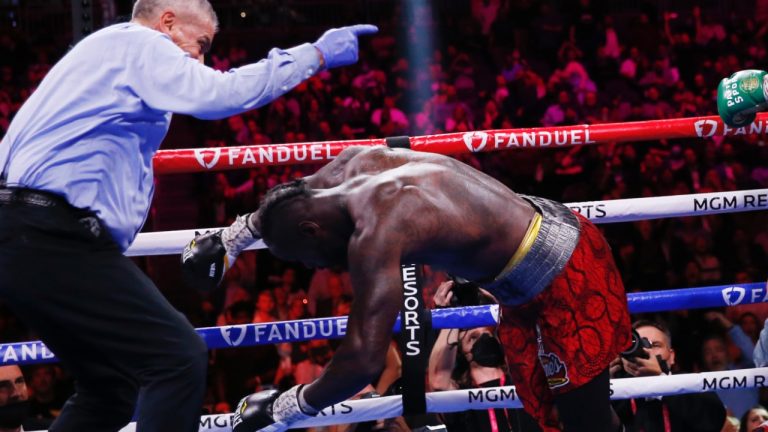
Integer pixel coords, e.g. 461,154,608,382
621,329,651,359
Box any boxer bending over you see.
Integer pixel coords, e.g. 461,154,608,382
183,146,631,432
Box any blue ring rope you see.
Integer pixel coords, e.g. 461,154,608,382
1,282,765,366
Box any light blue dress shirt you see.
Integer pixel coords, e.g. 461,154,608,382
0,22,320,251
756,318,768,367
714,326,758,418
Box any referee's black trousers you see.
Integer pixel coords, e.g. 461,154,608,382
0,196,207,432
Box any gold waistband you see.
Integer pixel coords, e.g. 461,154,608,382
495,212,542,281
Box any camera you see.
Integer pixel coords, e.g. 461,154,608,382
448,276,481,307
621,329,651,360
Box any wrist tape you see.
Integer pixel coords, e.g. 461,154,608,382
221,214,259,256
272,385,317,424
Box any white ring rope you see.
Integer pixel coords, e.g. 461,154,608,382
565,188,768,223
31,367,765,432
127,188,768,256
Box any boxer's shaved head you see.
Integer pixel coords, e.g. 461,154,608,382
257,179,350,270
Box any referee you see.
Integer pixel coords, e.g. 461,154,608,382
0,0,375,430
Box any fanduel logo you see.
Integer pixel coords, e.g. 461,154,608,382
722,286,746,306
194,148,222,169
694,120,719,138
462,131,489,152
220,325,248,347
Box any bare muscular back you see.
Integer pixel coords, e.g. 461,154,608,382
290,146,537,409
306,146,535,281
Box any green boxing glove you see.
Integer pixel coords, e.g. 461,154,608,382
717,69,768,127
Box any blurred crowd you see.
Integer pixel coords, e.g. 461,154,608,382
2,0,768,430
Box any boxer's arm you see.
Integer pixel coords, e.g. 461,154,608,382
302,231,403,409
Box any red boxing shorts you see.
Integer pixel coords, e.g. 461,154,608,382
497,213,631,430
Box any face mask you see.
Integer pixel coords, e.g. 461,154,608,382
0,400,29,429
470,333,505,367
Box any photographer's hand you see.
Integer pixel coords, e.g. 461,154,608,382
621,351,663,377
609,357,623,378
433,281,454,308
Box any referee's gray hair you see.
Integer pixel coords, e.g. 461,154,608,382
132,0,219,29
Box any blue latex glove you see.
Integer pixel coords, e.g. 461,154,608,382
313,24,379,69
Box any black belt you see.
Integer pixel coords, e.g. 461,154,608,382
0,188,69,208
0,187,105,238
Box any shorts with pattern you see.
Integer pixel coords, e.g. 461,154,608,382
497,213,631,430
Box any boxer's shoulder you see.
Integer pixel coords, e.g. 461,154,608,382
306,146,372,188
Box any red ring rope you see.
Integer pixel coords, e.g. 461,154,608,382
152,113,768,174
